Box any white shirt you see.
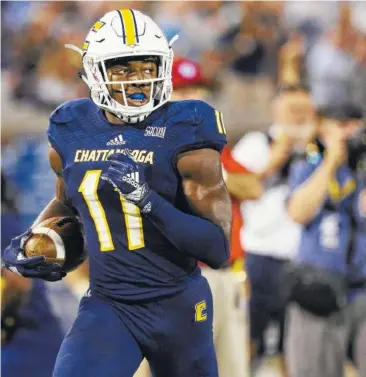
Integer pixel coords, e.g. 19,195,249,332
232,131,301,260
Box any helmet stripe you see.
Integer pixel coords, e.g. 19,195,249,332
130,10,139,43
117,10,126,44
119,9,137,46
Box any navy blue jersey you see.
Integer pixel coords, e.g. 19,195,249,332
47,99,227,302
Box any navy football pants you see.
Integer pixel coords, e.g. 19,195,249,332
53,276,218,377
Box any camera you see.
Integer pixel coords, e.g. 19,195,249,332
347,127,366,172
316,104,365,172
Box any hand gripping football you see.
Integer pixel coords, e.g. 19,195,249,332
24,217,87,273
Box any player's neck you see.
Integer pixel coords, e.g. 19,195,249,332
104,110,125,125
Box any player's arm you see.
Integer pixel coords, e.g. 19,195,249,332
177,147,232,242
141,149,231,269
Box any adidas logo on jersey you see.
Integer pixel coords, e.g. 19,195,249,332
107,135,126,146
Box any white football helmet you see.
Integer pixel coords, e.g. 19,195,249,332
66,9,178,123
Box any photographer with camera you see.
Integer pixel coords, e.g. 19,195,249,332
286,105,366,377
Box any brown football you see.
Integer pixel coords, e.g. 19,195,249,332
24,217,86,273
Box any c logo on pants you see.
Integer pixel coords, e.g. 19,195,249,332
195,301,207,322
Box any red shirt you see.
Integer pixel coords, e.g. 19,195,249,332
221,146,249,264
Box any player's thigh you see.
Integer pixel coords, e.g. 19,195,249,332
149,338,218,377
53,294,143,377
148,276,218,377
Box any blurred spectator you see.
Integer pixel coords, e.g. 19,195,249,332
154,1,240,61
231,84,315,376
306,3,366,109
2,134,56,228
2,1,365,140
210,2,288,139
216,2,285,78
286,105,366,377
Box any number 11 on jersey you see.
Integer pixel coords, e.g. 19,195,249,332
78,170,145,251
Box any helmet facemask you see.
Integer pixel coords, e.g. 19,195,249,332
83,52,173,123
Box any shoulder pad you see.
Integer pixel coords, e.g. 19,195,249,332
193,101,227,146
171,100,227,153
50,98,90,124
167,100,213,126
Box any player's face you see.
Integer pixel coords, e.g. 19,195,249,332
106,57,158,107
171,86,209,101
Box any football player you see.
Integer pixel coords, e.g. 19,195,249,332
2,9,232,377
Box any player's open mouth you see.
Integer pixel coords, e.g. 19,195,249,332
126,93,148,107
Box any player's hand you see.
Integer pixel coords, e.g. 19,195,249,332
2,230,65,282
101,150,151,207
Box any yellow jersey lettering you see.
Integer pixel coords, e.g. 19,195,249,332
100,150,109,161
73,149,154,164
81,150,90,162
88,150,96,162
95,150,103,161
137,150,146,163
145,152,154,164
75,150,82,162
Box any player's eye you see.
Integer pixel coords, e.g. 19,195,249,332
115,67,129,75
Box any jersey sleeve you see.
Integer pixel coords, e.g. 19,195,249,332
47,122,62,159
47,102,73,167
193,102,227,153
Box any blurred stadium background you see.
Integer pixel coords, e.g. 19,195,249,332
1,1,365,377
